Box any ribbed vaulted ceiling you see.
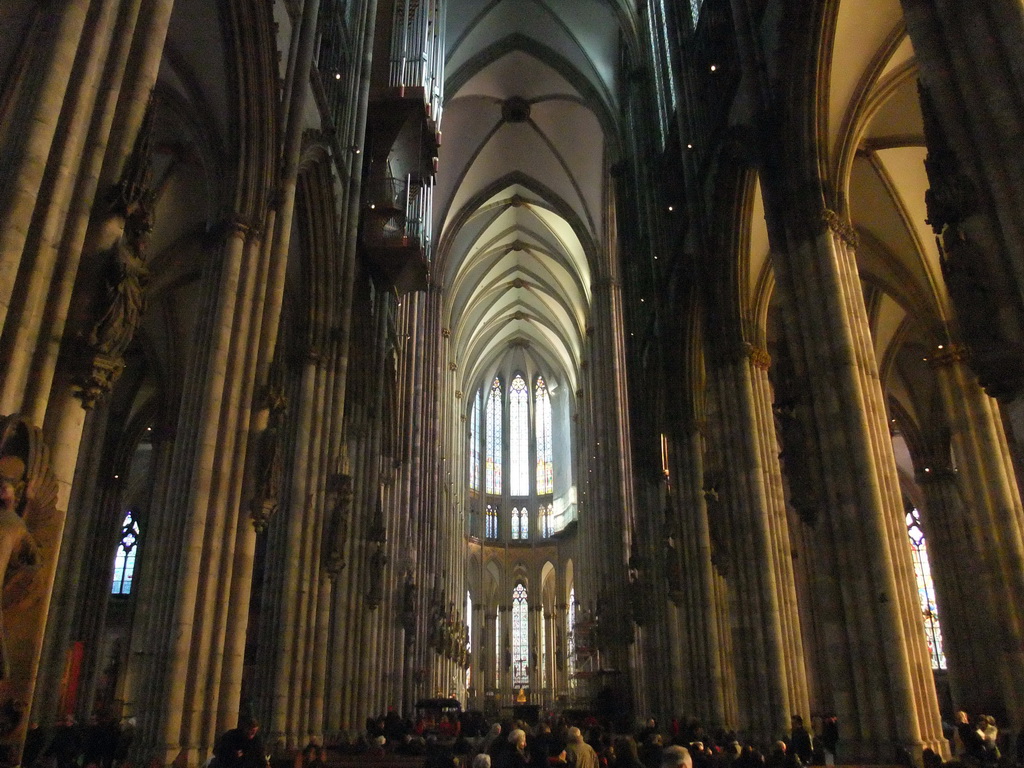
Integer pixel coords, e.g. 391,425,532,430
437,0,623,392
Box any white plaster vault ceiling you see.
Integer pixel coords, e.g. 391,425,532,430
819,0,945,462
438,0,625,392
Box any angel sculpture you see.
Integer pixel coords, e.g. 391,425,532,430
0,415,58,681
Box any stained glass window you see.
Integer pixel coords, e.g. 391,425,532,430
470,390,481,491
111,511,140,595
535,376,553,495
567,587,576,687
512,583,529,688
691,0,703,28
539,503,553,538
486,378,502,494
486,504,499,539
466,591,473,654
495,610,501,688
510,374,529,496
511,507,528,540
906,506,947,670
540,608,547,686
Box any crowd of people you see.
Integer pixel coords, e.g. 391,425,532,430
17,706,1024,768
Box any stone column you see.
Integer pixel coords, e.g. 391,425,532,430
748,346,811,719
0,1,92,334
768,209,946,761
708,348,798,740
667,427,726,726
913,466,992,713
930,346,1024,724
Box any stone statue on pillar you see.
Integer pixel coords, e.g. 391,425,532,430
250,384,287,533
74,106,155,410
0,415,59,759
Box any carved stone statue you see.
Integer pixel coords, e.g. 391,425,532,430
400,570,417,640
366,542,387,609
0,455,39,680
76,108,156,410
250,385,287,533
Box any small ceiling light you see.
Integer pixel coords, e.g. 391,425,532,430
113,474,119,479
937,344,944,349
334,72,342,80
686,143,693,149
710,64,717,72
370,203,375,209
924,467,931,473
668,205,674,212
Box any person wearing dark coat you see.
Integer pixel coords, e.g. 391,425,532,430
213,717,267,768
788,716,813,766
614,736,646,768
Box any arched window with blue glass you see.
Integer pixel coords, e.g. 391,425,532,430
111,510,140,595
512,582,529,688
906,505,946,670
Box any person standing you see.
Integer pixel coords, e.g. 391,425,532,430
213,717,267,768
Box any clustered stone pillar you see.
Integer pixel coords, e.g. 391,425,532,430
929,347,1024,724
665,426,726,726
768,208,947,762
705,345,809,742
0,1,178,760
574,269,639,709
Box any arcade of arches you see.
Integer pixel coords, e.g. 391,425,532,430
1,0,1023,766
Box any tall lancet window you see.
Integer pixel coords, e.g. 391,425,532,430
470,390,481,491
535,375,553,495
512,582,529,687
510,374,529,496
511,507,528,540
495,610,501,688
567,586,576,687
690,0,704,28
111,511,140,595
486,378,502,494
540,503,553,538
906,506,946,670
485,504,499,539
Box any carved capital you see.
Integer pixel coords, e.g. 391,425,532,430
915,465,956,484
821,209,859,248
744,343,772,371
927,343,968,368
73,353,126,410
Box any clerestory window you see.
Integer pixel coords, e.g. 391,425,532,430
111,510,140,595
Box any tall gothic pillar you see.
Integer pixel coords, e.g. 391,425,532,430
769,208,946,761
707,345,808,740
929,346,1024,724
903,1,1024,425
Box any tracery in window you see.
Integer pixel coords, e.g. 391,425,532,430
511,507,528,540
906,506,947,670
495,610,501,688
535,376,553,495
512,582,529,688
470,390,481,491
466,590,473,654
540,503,554,538
486,378,502,494
567,587,576,687
486,504,499,539
510,374,529,496
540,608,547,686
111,511,140,595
